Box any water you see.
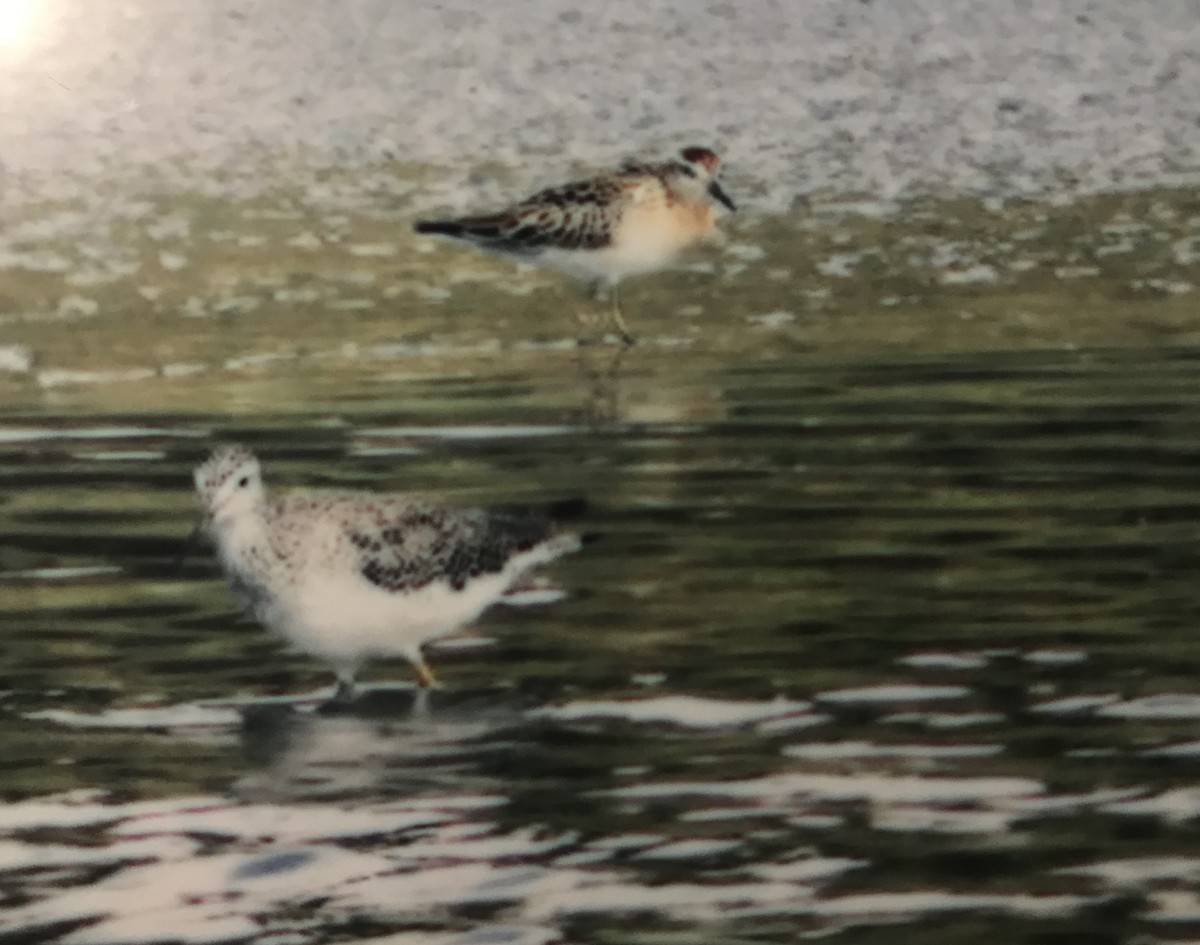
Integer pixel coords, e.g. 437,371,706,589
5,344,1200,943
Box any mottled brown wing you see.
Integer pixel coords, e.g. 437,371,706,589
479,176,630,252
347,504,554,594
417,171,659,254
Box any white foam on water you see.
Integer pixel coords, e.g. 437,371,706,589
37,368,159,388
784,741,1003,761
347,243,397,257
224,351,295,371
749,857,866,883
1,565,122,581
871,806,1018,835
0,836,194,872
746,310,796,329
941,264,1000,285
28,703,243,730
816,684,971,705
584,833,663,852
999,788,1144,818
898,652,990,671
339,862,551,912
349,929,559,945
810,891,1088,921
1030,694,1121,715
58,911,261,945
1145,741,1200,759
532,695,815,729
921,712,1008,730
605,771,1043,805
632,838,742,861
0,345,32,372
0,793,131,831
1145,890,1200,923
109,802,448,844
1024,649,1088,666
161,362,207,378
391,794,507,814
8,845,394,943
1058,857,1200,887
348,446,425,457
519,872,1087,925
0,425,199,443
1100,788,1200,822
756,713,832,735
519,872,814,921
1098,695,1200,720
388,826,577,865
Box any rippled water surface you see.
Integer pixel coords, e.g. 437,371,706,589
6,345,1200,943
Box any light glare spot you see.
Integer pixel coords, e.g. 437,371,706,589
0,0,42,50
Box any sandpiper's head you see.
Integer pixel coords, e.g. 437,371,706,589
193,443,265,525
676,146,736,212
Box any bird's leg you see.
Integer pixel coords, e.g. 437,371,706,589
608,283,635,347
573,340,629,425
332,669,357,702
409,649,442,690
173,519,205,573
578,281,634,347
570,281,607,346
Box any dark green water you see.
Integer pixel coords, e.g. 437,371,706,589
4,344,1200,944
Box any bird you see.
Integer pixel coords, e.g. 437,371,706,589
189,444,583,699
414,146,736,344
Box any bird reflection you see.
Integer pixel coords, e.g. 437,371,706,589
573,343,629,427
234,688,523,802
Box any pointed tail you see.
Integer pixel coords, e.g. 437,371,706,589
414,219,467,238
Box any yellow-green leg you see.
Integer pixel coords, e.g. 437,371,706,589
410,650,442,689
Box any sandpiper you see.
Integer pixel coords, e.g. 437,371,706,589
191,444,583,699
414,146,736,344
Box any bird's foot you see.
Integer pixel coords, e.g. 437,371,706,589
411,654,443,691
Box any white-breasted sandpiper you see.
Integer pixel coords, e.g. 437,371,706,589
191,444,583,699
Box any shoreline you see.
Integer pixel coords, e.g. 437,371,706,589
0,171,1197,411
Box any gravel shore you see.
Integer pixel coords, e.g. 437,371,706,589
3,0,1198,210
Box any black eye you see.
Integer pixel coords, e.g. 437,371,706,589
237,476,250,488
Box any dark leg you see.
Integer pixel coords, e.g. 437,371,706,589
573,341,629,425
570,280,607,347
332,668,357,702
609,283,635,346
